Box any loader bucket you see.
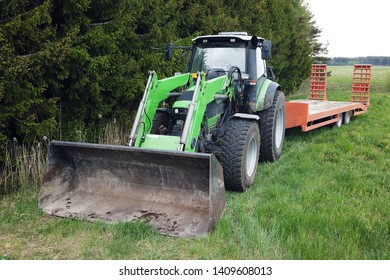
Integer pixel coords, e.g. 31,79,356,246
39,141,226,237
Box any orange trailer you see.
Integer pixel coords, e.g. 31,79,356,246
286,64,371,132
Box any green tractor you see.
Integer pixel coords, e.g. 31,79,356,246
39,32,286,237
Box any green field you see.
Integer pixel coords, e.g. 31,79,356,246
1,66,389,260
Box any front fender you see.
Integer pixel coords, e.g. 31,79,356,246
232,113,260,121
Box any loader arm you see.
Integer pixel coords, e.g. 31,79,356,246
133,73,192,147
133,72,232,152
183,74,231,152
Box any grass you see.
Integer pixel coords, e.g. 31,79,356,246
0,66,389,260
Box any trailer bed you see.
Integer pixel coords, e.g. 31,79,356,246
286,99,367,132
285,64,371,132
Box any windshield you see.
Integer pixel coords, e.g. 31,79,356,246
190,42,246,73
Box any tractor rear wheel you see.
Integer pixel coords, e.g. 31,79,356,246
217,118,260,192
259,90,286,162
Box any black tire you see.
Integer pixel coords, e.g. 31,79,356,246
217,118,260,192
259,90,286,162
151,110,170,134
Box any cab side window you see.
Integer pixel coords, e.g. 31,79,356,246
256,48,266,78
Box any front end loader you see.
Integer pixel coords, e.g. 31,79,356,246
39,32,286,237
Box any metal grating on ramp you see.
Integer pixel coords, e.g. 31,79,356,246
351,64,372,106
309,64,328,101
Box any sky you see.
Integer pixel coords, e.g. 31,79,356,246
304,0,390,57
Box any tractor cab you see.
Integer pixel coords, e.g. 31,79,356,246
166,32,273,82
189,32,271,82
187,32,274,113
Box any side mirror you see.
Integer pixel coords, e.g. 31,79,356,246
165,42,173,60
262,40,272,60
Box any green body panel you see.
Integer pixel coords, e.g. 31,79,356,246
135,73,191,147
255,76,272,111
173,100,191,109
141,134,180,150
207,115,220,129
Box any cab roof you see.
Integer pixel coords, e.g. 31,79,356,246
193,32,265,43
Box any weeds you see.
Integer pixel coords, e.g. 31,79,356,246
0,119,130,195
0,140,48,195
98,119,130,146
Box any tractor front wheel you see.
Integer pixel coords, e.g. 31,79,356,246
151,110,170,134
217,118,260,192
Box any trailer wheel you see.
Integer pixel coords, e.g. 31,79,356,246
217,119,260,192
343,111,351,124
259,90,286,162
334,114,343,128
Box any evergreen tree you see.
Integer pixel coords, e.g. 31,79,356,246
0,0,326,161
0,0,63,144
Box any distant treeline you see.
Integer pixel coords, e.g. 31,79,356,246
329,56,390,66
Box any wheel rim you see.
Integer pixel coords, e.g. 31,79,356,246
246,137,258,177
275,107,285,149
345,112,351,124
337,114,342,127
